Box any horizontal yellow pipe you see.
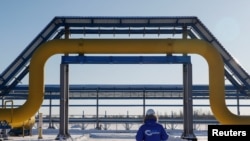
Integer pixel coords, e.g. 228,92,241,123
0,39,249,125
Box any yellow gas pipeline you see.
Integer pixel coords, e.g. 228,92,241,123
0,39,250,127
2,100,35,130
11,116,35,130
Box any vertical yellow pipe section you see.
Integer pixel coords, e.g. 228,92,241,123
0,39,249,125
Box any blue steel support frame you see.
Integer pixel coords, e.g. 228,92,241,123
61,55,191,64
61,55,189,135
1,16,249,98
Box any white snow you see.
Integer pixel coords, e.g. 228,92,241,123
4,128,208,141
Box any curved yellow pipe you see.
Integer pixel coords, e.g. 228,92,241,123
11,116,35,129
0,39,249,125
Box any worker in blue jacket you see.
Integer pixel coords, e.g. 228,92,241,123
136,109,169,141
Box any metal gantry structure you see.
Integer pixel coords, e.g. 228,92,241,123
0,16,250,96
1,16,250,140
5,84,245,101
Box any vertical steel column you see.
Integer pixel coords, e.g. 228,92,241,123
96,89,100,129
56,26,71,140
65,65,70,137
143,89,146,116
104,111,107,130
48,92,53,129
181,25,196,141
181,63,197,141
237,91,240,115
64,26,70,137
125,111,129,130
56,63,70,140
82,111,85,130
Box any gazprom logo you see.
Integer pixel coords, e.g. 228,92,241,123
145,130,160,136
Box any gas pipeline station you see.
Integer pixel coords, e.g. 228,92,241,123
1,16,250,140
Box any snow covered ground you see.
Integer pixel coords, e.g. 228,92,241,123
4,128,208,141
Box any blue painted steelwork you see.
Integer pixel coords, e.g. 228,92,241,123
3,84,249,111
9,84,237,91
4,104,250,107
0,16,249,97
54,29,197,40
5,84,244,99
38,117,219,125
61,56,191,64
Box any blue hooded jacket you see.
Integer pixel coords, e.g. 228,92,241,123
136,117,169,141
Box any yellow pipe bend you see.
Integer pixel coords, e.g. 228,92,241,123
0,39,249,125
11,116,36,129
